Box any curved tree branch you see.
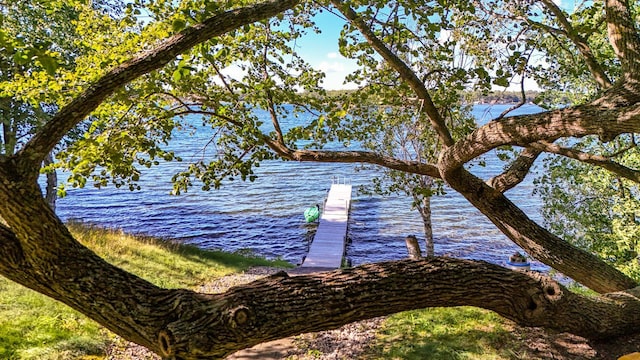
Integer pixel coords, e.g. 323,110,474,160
268,142,442,178
441,167,638,293
486,148,542,192
154,104,443,182
164,106,443,179
593,0,640,107
439,104,640,176
16,0,300,177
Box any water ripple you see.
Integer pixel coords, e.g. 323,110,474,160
51,104,547,270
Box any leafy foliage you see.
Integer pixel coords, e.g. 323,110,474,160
536,136,640,280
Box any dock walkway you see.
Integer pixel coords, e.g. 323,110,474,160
301,180,352,269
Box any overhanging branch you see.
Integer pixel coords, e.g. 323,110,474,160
267,141,441,178
439,104,640,176
16,0,300,175
443,167,638,293
330,0,455,147
539,0,612,88
487,147,541,192
158,258,640,358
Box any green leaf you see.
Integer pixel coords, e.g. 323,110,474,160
172,19,186,32
172,68,182,82
37,55,59,76
493,76,509,87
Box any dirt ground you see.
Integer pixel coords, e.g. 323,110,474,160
108,323,640,360
225,325,640,360
503,326,640,359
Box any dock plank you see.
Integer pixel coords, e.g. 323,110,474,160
301,183,352,268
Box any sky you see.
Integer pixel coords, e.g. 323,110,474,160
290,10,360,90
288,8,541,91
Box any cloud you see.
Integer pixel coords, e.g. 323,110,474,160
438,29,451,44
327,52,339,59
318,61,345,73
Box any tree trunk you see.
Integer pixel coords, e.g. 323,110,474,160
405,235,422,259
419,196,434,257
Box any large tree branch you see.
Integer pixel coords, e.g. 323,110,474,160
592,0,640,107
605,0,640,76
438,104,640,176
0,222,29,278
179,258,640,358
441,167,638,293
267,141,442,178
329,0,455,147
487,137,640,191
486,148,542,192
166,106,443,179
16,0,300,176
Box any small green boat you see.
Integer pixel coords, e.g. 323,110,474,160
304,205,320,223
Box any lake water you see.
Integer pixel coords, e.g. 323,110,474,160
52,104,547,270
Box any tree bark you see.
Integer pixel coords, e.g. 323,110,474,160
486,148,541,192
539,0,613,89
416,196,434,257
438,104,640,175
605,0,640,76
43,152,57,211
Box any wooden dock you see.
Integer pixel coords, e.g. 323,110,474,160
301,180,352,269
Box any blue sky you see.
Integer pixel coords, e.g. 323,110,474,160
291,10,360,90
289,8,542,91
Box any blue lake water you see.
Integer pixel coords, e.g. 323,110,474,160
52,104,547,270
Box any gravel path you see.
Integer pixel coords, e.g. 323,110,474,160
106,267,382,360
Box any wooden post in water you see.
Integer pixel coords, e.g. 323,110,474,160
405,235,422,260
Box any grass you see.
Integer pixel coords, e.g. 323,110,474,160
362,307,526,360
0,222,291,360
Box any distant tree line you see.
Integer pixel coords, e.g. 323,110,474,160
469,90,540,104
325,89,563,105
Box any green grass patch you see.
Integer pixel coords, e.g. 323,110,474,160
363,307,523,360
66,222,291,288
0,222,291,359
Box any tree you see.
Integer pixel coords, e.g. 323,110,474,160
341,20,475,256
0,0,128,209
2,0,640,359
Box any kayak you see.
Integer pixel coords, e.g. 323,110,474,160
304,205,320,223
